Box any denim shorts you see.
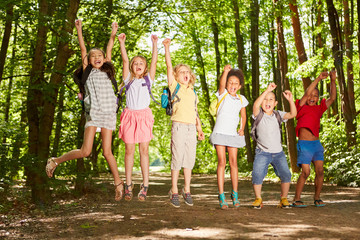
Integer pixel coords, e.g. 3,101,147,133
252,148,292,185
297,140,324,167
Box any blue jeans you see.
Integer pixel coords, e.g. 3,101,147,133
252,148,292,185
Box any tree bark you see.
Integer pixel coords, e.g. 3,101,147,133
289,0,312,89
211,16,221,87
250,0,260,101
232,0,253,162
326,0,357,146
51,85,65,157
0,3,13,84
274,0,299,173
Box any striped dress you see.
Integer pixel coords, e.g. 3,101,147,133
83,68,117,130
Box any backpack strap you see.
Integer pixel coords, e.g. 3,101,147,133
143,75,160,105
215,92,229,115
273,110,283,145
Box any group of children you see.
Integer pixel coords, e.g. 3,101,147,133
45,20,337,209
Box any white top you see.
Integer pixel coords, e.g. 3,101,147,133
124,73,154,110
212,89,249,136
252,110,287,153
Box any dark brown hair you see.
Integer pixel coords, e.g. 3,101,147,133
226,69,244,86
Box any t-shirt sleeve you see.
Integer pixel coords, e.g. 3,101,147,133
216,89,227,100
124,72,131,84
278,110,288,123
169,79,178,93
295,99,302,112
147,73,154,85
240,95,249,108
320,98,328,114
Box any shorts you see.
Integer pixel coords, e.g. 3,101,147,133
297,140,324,167
118,107,154,144
171,122,197,170
252,148,291,185
209,132,246,148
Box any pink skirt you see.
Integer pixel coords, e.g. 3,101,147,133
118,107,154,144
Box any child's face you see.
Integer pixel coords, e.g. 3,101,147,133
306,89,319,106
89,50,105,69
177,66,191,85
226,76,241,96
261,92,278,115
131,57,146,77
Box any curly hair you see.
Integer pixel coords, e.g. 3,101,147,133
173,64,196,86
226,68,244,87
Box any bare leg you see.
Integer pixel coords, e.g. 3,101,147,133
171,169,180,194
227,147,238,193
124,143,136,191
183,168,192,193
313,160,324,200
294,164,311,201
139,141,150,187
280,182,290,198
253,184,262,199
216,145,227,194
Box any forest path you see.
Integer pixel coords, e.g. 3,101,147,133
2,171,360,239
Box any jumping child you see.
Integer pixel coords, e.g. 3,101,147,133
251,83,296,209
292,71,336,207
163,38,205,208
209,65,248,209
45,20,124,201
117,33,158,201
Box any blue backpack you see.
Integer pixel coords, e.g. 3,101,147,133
161,83,197,116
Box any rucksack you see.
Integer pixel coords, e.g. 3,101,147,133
73,64,120,112
250,108,282,149
117,75,160,113
209,92,243,117
161,82,197,116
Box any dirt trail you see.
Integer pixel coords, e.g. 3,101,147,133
1,172,360,239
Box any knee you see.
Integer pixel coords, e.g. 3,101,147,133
315,167,324,177
229,158,238,169
217,159,226,169
301,169,310,179
80,148,92,158
102,150,113,160
139,147,149,156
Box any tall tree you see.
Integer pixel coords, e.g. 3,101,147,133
289,0,312,89
326,0,357,146
250,0,260,101
274,0,299,172
0,2,13,84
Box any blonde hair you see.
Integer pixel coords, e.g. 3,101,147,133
173,64,196,86
129,55,148,80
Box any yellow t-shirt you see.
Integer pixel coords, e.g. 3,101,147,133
169,80,198,124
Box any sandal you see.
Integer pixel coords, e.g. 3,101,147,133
138,184,149,201
292,200,307,208
314,199,326,207
218,193,228,210
230,190,240,208
115,181,124,201
45,157,58,178
124,182,134,201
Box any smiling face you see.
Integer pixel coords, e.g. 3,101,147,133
226,76,241,96
130,56,147,78
261,92,278,115
176,66,191,85
88,49,105,69
306,88,319,106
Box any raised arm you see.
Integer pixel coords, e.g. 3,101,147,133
149,34,158,81
282,90,297,119
75,19,88,70
253,82,277,117
218,65,231,95
326,70,337,108
162,38,174,87
118,33,129,80
299,71,328,106
105,22,118,62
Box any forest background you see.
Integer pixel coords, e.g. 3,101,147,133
0,0,359,207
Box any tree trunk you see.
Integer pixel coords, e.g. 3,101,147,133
190,15,215,129
232,0,253,162
51,85,65,157
274,0,299,173
289,0,312,89
0,3,13,84
326,0,357,146
251,0,260,101
211,16,221,88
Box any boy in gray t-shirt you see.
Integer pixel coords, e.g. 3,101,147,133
251,83,297,209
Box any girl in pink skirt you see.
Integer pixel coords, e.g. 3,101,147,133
118,33,158,201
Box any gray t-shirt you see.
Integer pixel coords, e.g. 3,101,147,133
252,110,287,153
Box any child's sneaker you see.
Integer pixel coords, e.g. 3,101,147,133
278,197,291,209
181,188,194,206
252,197,263,209
169,190,180,208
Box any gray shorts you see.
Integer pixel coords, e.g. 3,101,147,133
171,122,197,170
209,132,246,148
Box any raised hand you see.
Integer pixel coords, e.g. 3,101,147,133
282,90,293,102
151,34,158,43
162,38,171,47
224,64,232,72
111,22,118,36
318,71,329,80
118,33,126,43
329,69,336,82
75,19,82,30
266,82,277,92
